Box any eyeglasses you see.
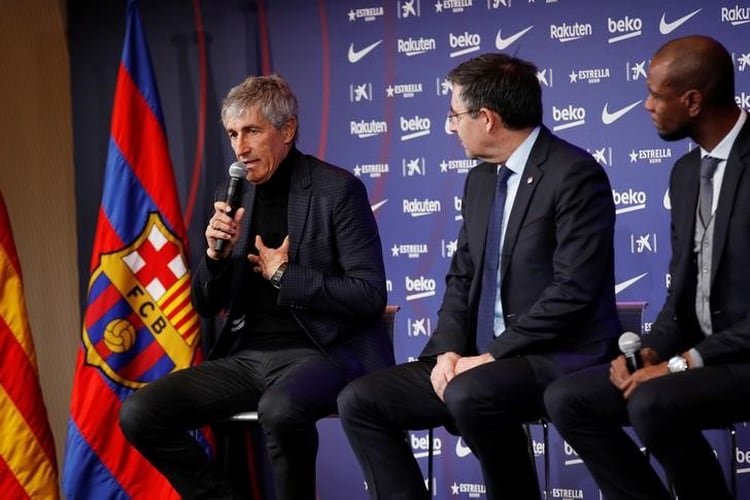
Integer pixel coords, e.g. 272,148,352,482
447,109,476,124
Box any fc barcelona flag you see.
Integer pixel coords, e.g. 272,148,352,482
0,192,60,499
62,1,206,498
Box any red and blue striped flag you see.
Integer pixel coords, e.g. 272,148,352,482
0,192,60,499
62,1,207,497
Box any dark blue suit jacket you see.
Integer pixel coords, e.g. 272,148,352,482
644,118,750,364
421,126,619,378
192,148,393,377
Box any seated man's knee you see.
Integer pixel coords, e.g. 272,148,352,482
544,377,585,429
119,392,151,444
443,376,481,427
627,383,669,445
258,390,308,435
337,376,377,423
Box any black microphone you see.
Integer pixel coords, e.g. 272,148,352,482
214,161,247,253
618,331,642,373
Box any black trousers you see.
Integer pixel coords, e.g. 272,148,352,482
545,362,750,500
338,357,555,500
119,346,348,500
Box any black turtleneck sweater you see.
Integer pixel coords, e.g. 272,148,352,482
239,149,308,349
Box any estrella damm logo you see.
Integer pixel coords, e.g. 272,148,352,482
82,212,200,389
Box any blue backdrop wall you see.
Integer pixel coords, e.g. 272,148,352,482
68,0,750,498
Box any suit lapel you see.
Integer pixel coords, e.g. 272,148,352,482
711,120,750,285
500,128,547,278
228,184,255,304
287,150,312,262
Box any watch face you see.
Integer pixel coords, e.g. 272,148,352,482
668,356,687,373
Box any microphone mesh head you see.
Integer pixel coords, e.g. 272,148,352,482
228,161,248,178
618,331,641,354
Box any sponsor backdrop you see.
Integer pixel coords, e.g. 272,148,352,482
69,0,750,498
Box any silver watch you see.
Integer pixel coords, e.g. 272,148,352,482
667,355,688,373
270,262,288,289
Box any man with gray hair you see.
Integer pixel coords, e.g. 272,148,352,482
120,74,391,500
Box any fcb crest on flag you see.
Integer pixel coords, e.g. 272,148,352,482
63,1,209,497
83,212,199,389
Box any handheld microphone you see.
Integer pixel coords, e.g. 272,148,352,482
214,161,247,253
618,331,642,373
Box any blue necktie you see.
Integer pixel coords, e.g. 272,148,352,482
699,156,720,227
476,165,512,353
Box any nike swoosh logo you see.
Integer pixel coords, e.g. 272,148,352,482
455,437,472,458
495,25,534,50
615,272,648,295
602,100,642,125
348,40,383,63
659,9,701,35
370,199,388,212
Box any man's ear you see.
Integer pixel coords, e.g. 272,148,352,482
282,117,298,143
481,108,503,132
683,89,703,119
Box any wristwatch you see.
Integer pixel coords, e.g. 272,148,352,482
270,262,288,289
667,355,688,373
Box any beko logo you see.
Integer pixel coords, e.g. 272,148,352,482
404,276,437,301
612,189,647,215
410,432,440,458
400,116,431,141
449,32,481,58
607,16,643,43
552,105,586,131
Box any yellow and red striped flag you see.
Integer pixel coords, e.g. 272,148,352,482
0,191,59,499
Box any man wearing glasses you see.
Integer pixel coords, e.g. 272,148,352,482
338,53,620,499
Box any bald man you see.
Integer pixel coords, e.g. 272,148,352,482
545,35,750,500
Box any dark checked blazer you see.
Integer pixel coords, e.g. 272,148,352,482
192,147,393,376
643,118,750,364
421,126,620,378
